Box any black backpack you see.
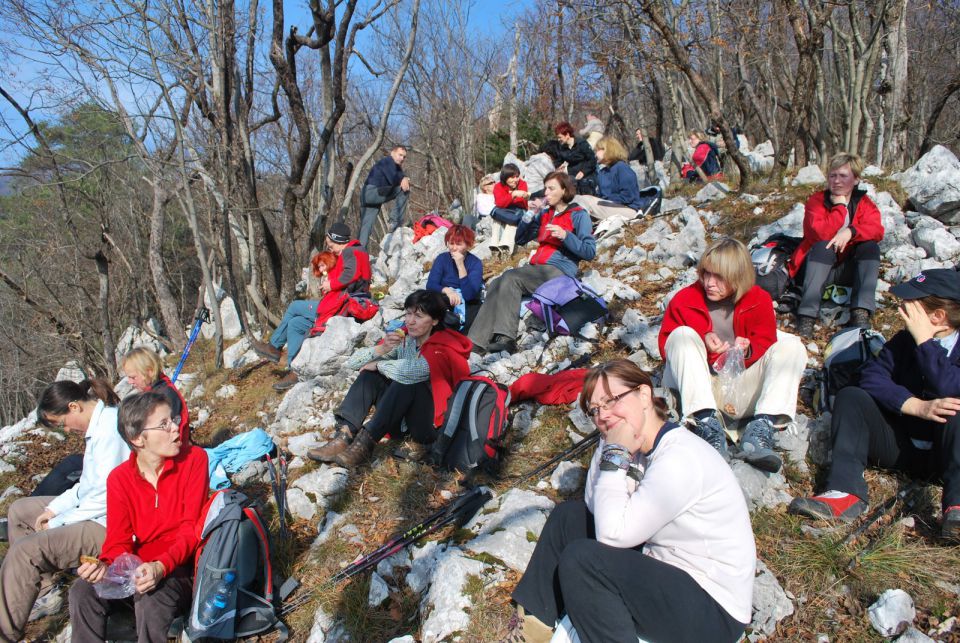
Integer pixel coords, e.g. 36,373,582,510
186,489,287,640
751,234,802,302
815,327,886,413
429,376,511,474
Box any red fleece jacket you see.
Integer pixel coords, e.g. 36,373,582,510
493,180,529,210
99,445,209,576
420,329,472,426
659,283,777,368
509,369,589,405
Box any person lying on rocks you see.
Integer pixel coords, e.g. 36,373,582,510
790,269,960,541
0,379,130,642
122,346,190,445
468,171,596,355
70,391,208,641
488,163,529,260
554,121,598,195
507,360,755,643
251,223,374,392
426,224,484,333
574,136,647,221
789,152,884,339
307,290,471,467
658,237,807,472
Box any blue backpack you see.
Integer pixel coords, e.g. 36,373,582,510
525,275,608,338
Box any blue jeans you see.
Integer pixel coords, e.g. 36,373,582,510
270,300,318,366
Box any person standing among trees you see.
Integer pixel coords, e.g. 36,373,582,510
358,145,411,247
789,152,884,338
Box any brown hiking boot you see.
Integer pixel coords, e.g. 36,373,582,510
273,370,300,391
307,430,353,463
334,428,376,467
251,339,282,363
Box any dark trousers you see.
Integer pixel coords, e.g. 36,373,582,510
512,500,746,643
336,371,436,443
69,568,192,643
32,454,84,497
827,386,960,509
798,240,880,317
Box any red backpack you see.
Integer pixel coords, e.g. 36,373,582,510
428,376,511,474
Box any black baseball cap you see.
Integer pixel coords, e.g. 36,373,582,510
890,268,960,301
326,222,352,244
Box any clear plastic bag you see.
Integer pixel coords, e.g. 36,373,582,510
93,553,143,599
712,346,750,417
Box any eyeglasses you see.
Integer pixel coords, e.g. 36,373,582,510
142,417,180,434
586,386,641,419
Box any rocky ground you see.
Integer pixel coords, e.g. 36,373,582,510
3,143,960,642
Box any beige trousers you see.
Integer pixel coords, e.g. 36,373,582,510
0,496,105,642
489,219,517,254
662,326,807,424
575,195,639,221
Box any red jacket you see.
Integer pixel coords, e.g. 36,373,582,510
151,374,190,445
788,189,884,277
99,445,209,576
420,329,472,427
509,369,589,405
659,283,777,368
493,180,529,210
328,240,372,295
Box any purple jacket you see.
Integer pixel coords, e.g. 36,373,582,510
859,330,960,415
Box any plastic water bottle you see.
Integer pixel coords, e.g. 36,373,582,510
198,571,236,627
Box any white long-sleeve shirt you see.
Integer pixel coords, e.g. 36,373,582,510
45,401,131,528
584,425,756,624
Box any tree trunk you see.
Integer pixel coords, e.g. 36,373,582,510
146,181,186,351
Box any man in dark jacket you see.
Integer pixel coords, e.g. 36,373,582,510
359,146,410,247
627,128,665,165
554,121,598,195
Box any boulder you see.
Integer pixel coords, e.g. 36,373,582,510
114,320,167,363
693,182,731,204
201,295,243,341
791,164,826,186
749,561,795,640
291,465,349,511
522,153,557,195
368,572,390,607
290,317,364,378
549,461,584,493
753,140,775,157
750,203,805,247
893,145,960,222
418,547,492,643
222,337,258,368
732,461,792,510
911,215,960,260
465,488,555,571
867,589,916,637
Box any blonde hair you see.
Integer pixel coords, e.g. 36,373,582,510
828,152,865,178
596,136,628,165
697,237,756,302
120,347,163,383
688,129,706,142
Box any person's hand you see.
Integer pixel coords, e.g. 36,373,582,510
34,509,55,531
826,227,853,253
546,224,567,240
734,337,751,352
443,288,463,306
575,171,584,180
134,561,164,594
704,332,730,354
77,560,107,583
359,361,380,373
449,250,465,264
320,276,331,295
901,397,960,423
375,330,404,355
603,418,642,455
899,300,949,346
400,177,410,192
831,192,849,206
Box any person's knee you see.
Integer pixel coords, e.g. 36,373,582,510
7,498,35,525
853,240,880,260
834,386,872,407
665,326,704,355
807,240,836,263
69,578,98,608
557,539,603,584
770,334,808,369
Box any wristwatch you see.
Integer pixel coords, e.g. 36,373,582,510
600,450,632,472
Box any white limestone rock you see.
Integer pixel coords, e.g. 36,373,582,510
911,215,960,260
465,488,556,571
368,572,390,607
791,164,826,186
285,432,322,457
201,295,243,340
895,627,935,642
867,589,916,637
580,270,641,302
863,164,884,177
55,361,86,383
223,337,258,368
292,465,349,510
659,196,687,214
215,384,237,399
749,561,795,640
731,461,792,510
419,547,492,643
549,461,584,493
290,317,364,378
693,182,730,204
753,140,775,157
114,320,167,363
750,204,805,247
285,487,317,521
892,145,960,222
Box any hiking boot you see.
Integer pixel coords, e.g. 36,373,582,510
334,428,377,467
392,441,431,462
691,413,729,461
273,370,300,391
29,585,63,622
500,605,553,643
788,491,866,523
736,417,782,473
847,307,872,329
251,339,282,363
487,334,518,355
307,429,354,463
942,506,960,542
796,315,816,339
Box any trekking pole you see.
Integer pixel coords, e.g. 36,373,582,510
511,430,601,487
265,454,289,540
171,306,210,384
844,481,925,572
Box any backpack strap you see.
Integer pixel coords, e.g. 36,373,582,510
442,380,476,438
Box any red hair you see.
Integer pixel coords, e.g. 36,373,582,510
554,121,575,137
311,251,337,277
444,224,476,249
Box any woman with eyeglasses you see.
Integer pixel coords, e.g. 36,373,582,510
70,391,208,642
507,360,755,643
0,379,130,642
121,347,191,445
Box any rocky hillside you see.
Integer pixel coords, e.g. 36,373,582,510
3,143,960,642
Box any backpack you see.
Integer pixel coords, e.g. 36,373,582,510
815,327,886,413
428,376,511,474
525,275,608,338
186,489,286,641
751,234,802,302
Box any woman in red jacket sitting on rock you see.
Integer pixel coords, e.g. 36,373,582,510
789,152,884,338
70,391,209,642
659,237,807,473
308,289,472,466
